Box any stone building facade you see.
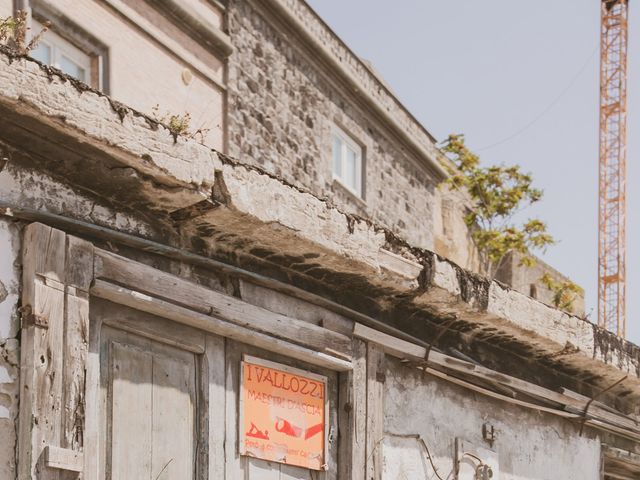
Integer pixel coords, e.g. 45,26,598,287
226,0,442,250
0,1,622,479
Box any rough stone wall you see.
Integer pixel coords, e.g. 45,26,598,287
226,0,437,249
224,0,588,297
0,218,21,480
432,185,480,271
496,251,586,317
383,357,602,479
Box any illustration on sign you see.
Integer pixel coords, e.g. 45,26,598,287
239,355,327,471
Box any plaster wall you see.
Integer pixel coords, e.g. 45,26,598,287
0,162,154,238
0,218,20,480
383,356,602,480
226,0,438,250
0,0,10,17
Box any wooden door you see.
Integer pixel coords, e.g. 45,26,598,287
90,299,214,480
103,327,197,480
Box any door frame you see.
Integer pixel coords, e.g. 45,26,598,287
17,222,356,479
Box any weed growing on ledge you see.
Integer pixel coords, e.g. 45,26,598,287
441,134,554,278
151,104,210,143
0,11,49,55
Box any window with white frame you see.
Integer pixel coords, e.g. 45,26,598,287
31,20,93,85
332,126,363,197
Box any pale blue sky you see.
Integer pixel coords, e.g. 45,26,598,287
307,0,640,344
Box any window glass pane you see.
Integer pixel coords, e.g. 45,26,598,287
344,146,357,190
59,55,86,82
31,43,51,65
332,135,342,177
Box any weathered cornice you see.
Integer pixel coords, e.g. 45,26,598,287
152,0,233,58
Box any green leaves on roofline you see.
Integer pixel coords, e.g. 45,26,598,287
441,133,554,278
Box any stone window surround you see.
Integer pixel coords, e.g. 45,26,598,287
31,19,94,85
331,123,364,199
28,0,111,93
21,0,233,95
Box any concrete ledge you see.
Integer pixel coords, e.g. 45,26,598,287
0,48,220,212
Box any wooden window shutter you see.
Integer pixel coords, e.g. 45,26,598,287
18,223,93,478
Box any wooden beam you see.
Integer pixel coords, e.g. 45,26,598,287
603,445,640,471
44,446,83,473
353,322,425,359
337,339,366,480
91,280,352,371
365,344,385,480
94,249,352,358
205,335,226,479
353,321,640,440
61,236,93,452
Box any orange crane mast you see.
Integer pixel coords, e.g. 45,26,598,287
598,0,629,337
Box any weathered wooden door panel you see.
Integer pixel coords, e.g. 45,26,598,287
110,342,153,479
246,458,316,480
247,459,281,480
88,299,226,480
102,325,197,480
280,463,316,479
152,352,196,478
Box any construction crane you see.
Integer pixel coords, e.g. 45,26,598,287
598,0,629,337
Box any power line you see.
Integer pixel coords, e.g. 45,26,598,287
476,45,598,152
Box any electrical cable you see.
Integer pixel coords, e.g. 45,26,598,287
385,433,448,480
476,45,598,152
417,435,448,480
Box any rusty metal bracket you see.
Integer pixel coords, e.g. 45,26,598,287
424,315,458,363
20,305,49,329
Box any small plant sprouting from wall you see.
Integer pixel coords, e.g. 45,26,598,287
441,134,554,278
540,273,583,314
0,11,49,55
151,104,210,143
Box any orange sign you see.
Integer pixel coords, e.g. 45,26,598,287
239,356,327,471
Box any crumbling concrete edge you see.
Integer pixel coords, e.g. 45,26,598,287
0,46,637,382
0,46,221,195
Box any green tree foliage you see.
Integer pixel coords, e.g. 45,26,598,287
540,273,583,313
441,134,554,277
